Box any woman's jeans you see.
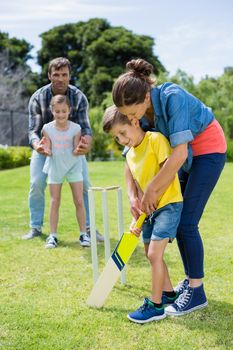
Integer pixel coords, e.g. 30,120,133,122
28,151,91,229
177,153,226,279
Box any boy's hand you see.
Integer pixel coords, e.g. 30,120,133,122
130,226,142,237
129,196,142,219
129,219,142,237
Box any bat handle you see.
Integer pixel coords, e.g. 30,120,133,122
134,213,147,229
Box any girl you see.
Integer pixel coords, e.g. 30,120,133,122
42,95,90,248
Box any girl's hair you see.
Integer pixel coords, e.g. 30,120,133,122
112,58,155,107
50,94,70,109
102,105,131,134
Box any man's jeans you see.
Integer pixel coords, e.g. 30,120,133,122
29,150,91,229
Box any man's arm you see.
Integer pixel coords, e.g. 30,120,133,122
28,95,44,150
72,93,93,155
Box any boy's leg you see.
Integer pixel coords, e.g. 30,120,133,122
147,239,169,304
69,181,86,232
49,184,62,234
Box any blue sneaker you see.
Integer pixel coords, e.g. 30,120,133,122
174,278,189,295
165,284,208,316
127,298,166,324
162,291,179,305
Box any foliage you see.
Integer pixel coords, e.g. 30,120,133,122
88,107,112,160
37,18,165,106
88,104,123,161
0,31,33,69
0,146,31,170
0,35,39,111
0,163,232,350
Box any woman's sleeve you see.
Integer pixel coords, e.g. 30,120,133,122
165,88,194,147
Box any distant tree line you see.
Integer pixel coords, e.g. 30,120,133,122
0,18,232,160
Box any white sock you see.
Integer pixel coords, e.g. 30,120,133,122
50,233,57,238
80,231,86,236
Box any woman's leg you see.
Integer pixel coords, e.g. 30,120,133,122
49,184,62,234
69,181,86,232
177,153,226,287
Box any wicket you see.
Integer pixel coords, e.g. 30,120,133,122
88,186,126,284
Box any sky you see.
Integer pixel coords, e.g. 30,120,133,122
1,0,233,82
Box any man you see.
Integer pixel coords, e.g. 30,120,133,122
22,57,103,243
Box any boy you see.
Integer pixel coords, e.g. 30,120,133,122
102,105,183,323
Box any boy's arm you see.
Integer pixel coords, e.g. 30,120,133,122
125,162,142,219
142,143,187,214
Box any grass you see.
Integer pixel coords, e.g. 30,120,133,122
0,161,233,350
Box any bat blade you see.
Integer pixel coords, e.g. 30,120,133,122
86,213,146,308
86,257,121,308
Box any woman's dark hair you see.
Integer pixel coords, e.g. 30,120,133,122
112,58,155,107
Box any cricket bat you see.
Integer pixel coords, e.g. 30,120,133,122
86,213,146,308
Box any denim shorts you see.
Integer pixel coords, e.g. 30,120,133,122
142,202,183,244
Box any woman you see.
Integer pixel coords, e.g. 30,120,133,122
112,58,226,316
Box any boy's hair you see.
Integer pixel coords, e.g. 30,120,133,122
48,57,71,74
50,94,71,109
102,105,131,133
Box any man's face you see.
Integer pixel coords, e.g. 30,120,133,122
48,66,70,94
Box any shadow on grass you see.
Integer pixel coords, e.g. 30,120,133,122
95,299,233,347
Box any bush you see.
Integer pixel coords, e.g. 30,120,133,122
0,146,31,170
226,138,233,162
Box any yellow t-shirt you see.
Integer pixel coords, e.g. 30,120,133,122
126,131,183,210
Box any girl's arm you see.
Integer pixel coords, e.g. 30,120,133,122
141,143,188,214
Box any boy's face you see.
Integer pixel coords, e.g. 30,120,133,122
110,119,142,148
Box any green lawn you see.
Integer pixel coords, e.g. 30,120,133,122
0,161,233,350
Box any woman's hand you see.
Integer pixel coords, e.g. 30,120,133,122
141,184,158,215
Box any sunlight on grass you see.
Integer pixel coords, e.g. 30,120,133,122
0,162,233,350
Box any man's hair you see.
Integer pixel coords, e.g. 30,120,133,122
48,57,71,74
50,94,70,108
102,105,131,133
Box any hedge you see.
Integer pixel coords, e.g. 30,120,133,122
0,146,32,170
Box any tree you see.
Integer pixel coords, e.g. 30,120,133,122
0,31,33,70
37,18,165,106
